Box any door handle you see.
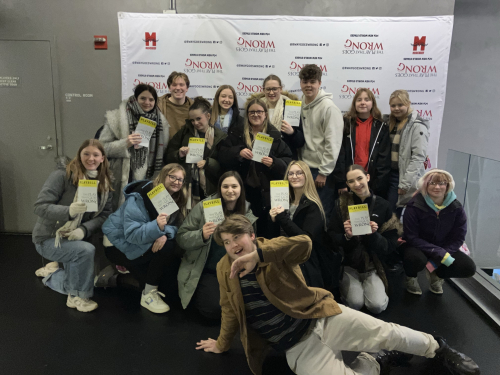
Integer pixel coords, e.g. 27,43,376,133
39,145,53,150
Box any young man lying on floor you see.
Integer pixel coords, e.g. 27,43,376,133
196,214,479,375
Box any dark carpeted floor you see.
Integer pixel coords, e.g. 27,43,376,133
1,234,499,374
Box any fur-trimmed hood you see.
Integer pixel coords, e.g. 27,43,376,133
338,192,403,236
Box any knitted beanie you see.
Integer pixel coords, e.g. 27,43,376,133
417,168,455,193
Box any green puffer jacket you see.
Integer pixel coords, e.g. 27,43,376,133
177,194,257,308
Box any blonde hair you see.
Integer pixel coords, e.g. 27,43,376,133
389,90,413,132
244,99,270,149
153,163,188,222
66,139,113,194
211,85,237,126
417,169,455,197
284,160,326,228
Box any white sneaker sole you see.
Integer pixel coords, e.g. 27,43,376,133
140,299,170,314
67,299,98,312
406,288,423,295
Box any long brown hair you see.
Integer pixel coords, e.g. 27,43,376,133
217,171,247,216
344,88,382,121
211,85,237,126
66,139,113,193
244,99,269,149
262,74,282,88
388,90,413,132
153,163,188,222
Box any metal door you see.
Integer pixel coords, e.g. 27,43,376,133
0,40,59,233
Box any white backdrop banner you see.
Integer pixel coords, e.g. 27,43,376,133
118,13,454,166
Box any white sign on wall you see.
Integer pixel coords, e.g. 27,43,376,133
119,13,453,167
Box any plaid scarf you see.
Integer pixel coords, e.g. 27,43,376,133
126,95,165,180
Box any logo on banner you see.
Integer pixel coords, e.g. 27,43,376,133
144,32,158,50
416,109,433,120
339,85,380,100
343,39,383,54
289,61,328,76
133,79,168,94
411,36,428,54
184,59,223,74
236,37,275,53
395,63,437,77
236,82,263,97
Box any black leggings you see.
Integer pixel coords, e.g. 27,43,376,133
190,271,221,320
105,241,176,287
402,245,476,279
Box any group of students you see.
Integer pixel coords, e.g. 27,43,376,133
31,64,479,375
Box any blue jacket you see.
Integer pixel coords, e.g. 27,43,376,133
102,180,178,260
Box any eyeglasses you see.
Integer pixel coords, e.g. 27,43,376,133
248,110,265,116
428,181,447,186
168,175,184,184
264,87,281,93
288,171,304,178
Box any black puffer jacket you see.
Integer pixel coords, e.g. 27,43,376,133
219,122,292,219
334,117,391,197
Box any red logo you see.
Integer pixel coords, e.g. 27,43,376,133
343,40,383,54
289,61,327,76
339,85,380,100
411,36,427,54
133,79,168,90
397,64,436,74
416,109,433,120
185,59,222,70
144,32,158,50
237,37,275,49
236,82,263,96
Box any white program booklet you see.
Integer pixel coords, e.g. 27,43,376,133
252,132,273,163
135,117,157,148
186,137,206,164
270,181,290,209
284,100,302,127
348,204,372,236
147,183,179,216
78,180,98,212
203,198,225,225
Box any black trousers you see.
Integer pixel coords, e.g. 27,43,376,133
105,241,176,287
402,245,476,279
190,271,221,320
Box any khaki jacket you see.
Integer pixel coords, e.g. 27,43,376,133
215,235,342,375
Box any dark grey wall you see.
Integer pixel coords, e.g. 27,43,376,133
0,0,464,162
439,0,500,167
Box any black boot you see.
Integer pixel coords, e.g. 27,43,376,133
434,336,480,375
373,350,413,374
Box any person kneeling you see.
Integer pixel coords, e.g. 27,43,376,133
327,165,400,314
196,215,479,375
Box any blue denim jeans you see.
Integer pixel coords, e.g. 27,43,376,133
310,168,337,223
35,238,95,298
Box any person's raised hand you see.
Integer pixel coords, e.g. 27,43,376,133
202,222,217,240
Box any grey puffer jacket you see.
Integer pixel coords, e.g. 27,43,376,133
384,111,430,207
32,167,113,244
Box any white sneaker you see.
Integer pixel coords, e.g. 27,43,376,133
35,261,59,277
405,276,422,295
426,268,444,294
140,289,170,313
66,295,98,312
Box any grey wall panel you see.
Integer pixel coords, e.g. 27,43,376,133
178,0,454,17
438,0,500,167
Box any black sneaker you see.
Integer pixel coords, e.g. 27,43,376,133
434,336,480,375
94,265,118,288
374,350,413,374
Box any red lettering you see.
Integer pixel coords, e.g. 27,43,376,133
344,39,352,48
428,66,437,73
371,88,380,95
413,36,426,52
341,85,349,93
375,43,383,50
237,82,244,90
145,32,156,47
237,37,244,46
185,59,192,67
214,62,222,69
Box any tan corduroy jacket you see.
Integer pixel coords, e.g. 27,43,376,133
215,235,342,375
